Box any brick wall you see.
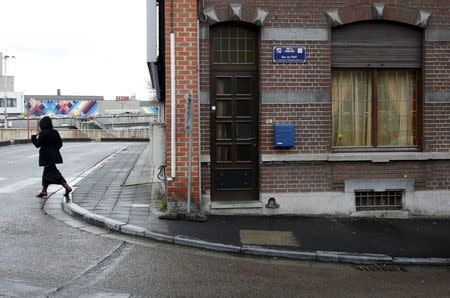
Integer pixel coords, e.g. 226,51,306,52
423,40,450,152
262,160,450,193
193,0,450,200
424,42,450,90
260,41,331,91
424,103,450,152
164,0,200,205
261,162,332,193
260,104,331,154
427,160,450,189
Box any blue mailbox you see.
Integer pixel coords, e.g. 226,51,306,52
274,124,295,148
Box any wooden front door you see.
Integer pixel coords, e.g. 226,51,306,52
211,72,259,201
210,23,259,201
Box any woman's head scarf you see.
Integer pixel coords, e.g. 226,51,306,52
39,116,53,130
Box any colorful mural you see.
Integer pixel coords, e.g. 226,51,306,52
142,106,159,115
28,100,98,116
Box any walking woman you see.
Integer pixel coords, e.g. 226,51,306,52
31,116,72,197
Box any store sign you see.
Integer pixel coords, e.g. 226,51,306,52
273,46,307,63
116,96,130,101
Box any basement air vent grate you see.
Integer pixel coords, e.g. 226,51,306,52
356,264,406,272
355,190,403,211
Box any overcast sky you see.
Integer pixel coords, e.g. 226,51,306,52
0,0,152,100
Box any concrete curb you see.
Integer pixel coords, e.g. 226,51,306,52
121,224,146,236
104,218,126,231
174,236,242,253
61,200,450,265
392,257,450,265
317,251,393,264
83,212,108,228
144,230,174,244
243,245,317,260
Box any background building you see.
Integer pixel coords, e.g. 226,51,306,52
24,91,159,117
25,92,103,116
1,52,24,124
150,0,450,217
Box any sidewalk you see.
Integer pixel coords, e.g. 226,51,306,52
62,143,450,265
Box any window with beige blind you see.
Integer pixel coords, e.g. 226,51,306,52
331,21,422,148
332,70,418,147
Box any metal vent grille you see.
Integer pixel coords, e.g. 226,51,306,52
356,264,406,272
355,190,403,211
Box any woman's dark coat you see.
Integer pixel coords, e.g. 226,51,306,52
31,118,63,167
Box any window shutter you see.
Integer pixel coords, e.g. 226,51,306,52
331,21,422,68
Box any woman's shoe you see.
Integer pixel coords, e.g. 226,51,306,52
64,187,72,197
36,191,47,198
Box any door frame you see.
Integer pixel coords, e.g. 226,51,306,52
209,22,260,201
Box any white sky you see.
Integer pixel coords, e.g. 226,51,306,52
0,0,152,100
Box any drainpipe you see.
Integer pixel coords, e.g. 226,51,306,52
197,20,202,209
170,32,176,179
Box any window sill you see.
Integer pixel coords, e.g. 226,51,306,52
261,152,450,163
332,146,420,153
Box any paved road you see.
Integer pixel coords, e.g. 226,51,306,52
0,142,449,297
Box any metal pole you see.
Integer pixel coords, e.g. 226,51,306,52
3,57,7,128
26,100,30,138
186,93,193,213
3,55,14,129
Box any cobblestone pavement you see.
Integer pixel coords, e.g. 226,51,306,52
72,143,160,227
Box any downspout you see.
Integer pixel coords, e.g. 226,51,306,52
197,19,202,209
170,0,176,179
170,32,176,179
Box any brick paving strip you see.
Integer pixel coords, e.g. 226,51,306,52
72,143,155,227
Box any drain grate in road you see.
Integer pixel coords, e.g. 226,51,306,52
356,264,407,272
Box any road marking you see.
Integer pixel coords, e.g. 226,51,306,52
26,154,39,159
63,144,84,150
0,178,6,182
132,204,150,208
0,278,57,297
0,178,41,193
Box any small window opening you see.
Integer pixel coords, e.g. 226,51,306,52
355,190,403,211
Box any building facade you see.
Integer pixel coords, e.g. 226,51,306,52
24,94,158,117
1,53,24,124
152,0,450,217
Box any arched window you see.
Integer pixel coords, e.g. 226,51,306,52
331,21,422,148
211,23,257,64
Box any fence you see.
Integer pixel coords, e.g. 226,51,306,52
0,128,151,142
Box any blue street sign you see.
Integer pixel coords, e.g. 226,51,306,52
273,46,307,63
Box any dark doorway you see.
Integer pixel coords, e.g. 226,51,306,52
210,23,259,201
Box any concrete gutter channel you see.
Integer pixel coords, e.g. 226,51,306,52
60,200,450,266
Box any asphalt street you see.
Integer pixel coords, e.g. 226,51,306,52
0,142,449,297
